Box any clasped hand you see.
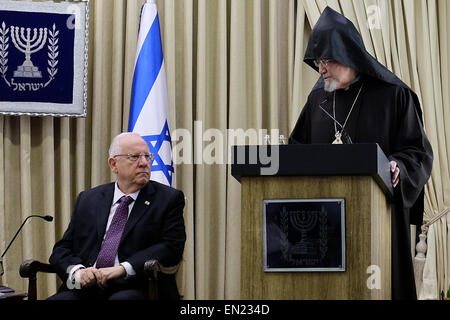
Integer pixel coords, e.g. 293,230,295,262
74,265,126,289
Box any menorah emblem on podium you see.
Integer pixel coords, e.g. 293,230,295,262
10,26,48,78
290,211,319,255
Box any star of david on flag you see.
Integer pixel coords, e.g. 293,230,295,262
129,0,174,186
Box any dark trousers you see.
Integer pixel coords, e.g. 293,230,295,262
47,283,147,300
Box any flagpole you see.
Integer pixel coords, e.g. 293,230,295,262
129,0,174,187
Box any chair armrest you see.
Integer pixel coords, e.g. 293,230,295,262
144,259,161,280
144,259,180,279
144,259,180,300
19,260,54,278
19,260,55,301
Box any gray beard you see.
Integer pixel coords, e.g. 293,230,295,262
324,79,340,92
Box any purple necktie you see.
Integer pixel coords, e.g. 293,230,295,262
96,195,134,268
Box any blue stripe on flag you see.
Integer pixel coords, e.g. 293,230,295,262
128,14,164,131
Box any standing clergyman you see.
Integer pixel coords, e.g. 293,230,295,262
289,7,433,300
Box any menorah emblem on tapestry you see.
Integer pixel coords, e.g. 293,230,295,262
10,26,48,78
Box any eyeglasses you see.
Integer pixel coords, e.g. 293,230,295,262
113,152,154,162
313,59,333,68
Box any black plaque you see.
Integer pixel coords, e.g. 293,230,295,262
263,199,345,272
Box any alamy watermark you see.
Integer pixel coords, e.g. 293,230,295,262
367,4,386,30
65,4,83,30
367,265,381,290
66,266,81,290
171,121,282,175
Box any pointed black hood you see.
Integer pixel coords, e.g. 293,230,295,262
304,6,408,90
304,6,424,120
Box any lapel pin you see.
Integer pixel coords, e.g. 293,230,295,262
145,201,150,206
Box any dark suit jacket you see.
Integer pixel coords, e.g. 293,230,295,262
49,180,186,299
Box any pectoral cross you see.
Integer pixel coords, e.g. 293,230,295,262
332,131,343,145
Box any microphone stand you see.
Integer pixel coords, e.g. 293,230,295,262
0,215,53,293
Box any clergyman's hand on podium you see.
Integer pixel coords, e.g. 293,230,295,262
390,160,400,188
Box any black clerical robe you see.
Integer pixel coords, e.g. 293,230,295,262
290,75,433,299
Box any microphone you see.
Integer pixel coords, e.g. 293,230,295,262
0,214,53,277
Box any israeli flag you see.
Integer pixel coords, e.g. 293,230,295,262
129,0,174,186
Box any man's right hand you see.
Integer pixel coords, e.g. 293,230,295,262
390,160,400,188
74,267,98,288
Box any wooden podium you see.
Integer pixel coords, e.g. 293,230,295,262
231,144,393,300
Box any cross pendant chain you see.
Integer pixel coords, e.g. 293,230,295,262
332,83,364,144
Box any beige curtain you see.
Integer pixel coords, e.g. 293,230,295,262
412,0,450,300
0,0,448,300
405,0,450,299
152,0,315,299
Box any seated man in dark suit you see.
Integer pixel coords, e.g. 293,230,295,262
48,132,186,300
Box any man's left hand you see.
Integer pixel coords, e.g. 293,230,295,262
390,160,400,188
93,265,126,289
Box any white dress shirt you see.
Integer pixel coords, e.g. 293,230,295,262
69,182,139,283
